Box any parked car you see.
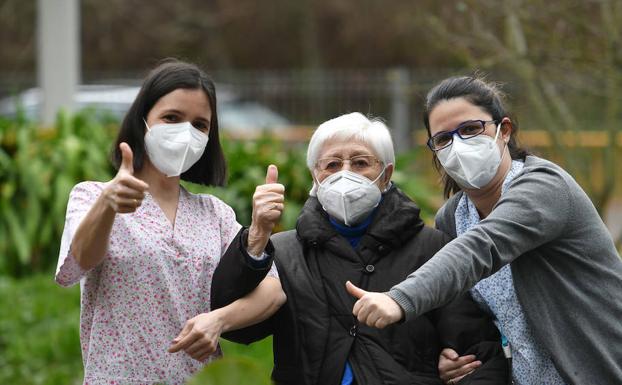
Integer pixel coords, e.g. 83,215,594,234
0,85,291,133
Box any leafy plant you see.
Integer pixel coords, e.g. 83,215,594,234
188,330,275,384
0,275,83,385
193,135,312,232
0,111,442,277
0,111,117,277
0,274,275,385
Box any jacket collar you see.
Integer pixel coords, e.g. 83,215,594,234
296,185,425,249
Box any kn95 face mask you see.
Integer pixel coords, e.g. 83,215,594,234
316,169,385,226
144,120,209,177
436,122,506,189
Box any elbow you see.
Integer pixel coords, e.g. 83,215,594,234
71,245,101,271
275,290,287,308
267,289,287,315
54,274,74,287
255,278,287,316
73,252,93,271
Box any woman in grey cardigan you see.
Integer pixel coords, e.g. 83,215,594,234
348,76,622,385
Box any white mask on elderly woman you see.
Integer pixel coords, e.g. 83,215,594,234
316,169,385,226
144,120,209,177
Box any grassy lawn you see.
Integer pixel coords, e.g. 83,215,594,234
0,275,273,385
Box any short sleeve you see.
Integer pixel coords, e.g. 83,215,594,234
267,262,279,279
55,182,103,287
210,196,243,256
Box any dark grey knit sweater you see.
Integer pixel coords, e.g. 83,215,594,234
388,156,622,385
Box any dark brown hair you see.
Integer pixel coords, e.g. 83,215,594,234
112,58,226,186
423,75,529,198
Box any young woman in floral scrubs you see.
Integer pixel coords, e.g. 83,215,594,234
55,59,286,385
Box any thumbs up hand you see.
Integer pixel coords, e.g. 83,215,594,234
103,142,150,213
346,281,404,329
247,164,285,256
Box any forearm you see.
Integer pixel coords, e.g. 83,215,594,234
214,276,286,333
246,223,270,257
71,194,116,270
211,229,275,310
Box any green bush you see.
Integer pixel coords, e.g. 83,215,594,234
195,135,312,232
0,112,318,276
186,356,272,385
0,274,274,385
0,112,117,277
0,275,83,385
0,112,438,277
187,339,274,385
0,111,440,384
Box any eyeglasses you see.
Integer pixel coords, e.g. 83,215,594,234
427,120,497,151
316,155,381,174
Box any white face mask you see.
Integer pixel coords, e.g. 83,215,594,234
436,122,506,189
316,169,385,226
144,120,209,177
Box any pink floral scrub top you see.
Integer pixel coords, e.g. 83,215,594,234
55,181,276,385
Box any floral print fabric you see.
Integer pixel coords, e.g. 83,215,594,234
56,181,276,385
455,160,565,385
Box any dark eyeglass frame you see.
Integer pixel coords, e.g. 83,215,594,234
427,119,498,152
315,154,382,173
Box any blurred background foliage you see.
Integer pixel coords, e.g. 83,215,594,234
2,0,620,222
0,273,275,385
1,0,621,384
0,274,82,385
0,110,441,384
0,110,442,278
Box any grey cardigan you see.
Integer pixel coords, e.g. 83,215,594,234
388,156,622,385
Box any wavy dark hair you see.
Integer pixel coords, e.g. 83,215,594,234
111,58,226,186
423,75,529,198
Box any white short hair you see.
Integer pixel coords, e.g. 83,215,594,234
306,112,395,195
307,112,395,171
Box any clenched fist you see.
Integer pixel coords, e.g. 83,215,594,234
103,142,149,213
247,165,285,256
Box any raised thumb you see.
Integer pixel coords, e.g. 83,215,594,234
265,164,278,184
346,281,367,299
119,142,134,174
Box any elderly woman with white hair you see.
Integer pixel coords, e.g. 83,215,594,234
211,112,508,385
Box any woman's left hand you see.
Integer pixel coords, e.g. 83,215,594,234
438,348,481,384
168,310,225,362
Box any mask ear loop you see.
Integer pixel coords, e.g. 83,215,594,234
312,165,390,196
496,121,510,163
311,168,346,197
143,118,151,131
309,168,323,197
493,121,502,141
312,169,323,186
372,165,391,192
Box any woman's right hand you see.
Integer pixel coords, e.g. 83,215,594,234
103,142,149,213
70,142,149,270
247,165,284,256
438,348,482,384
168,310,225,362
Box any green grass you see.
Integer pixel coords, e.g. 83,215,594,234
0,274,275,385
